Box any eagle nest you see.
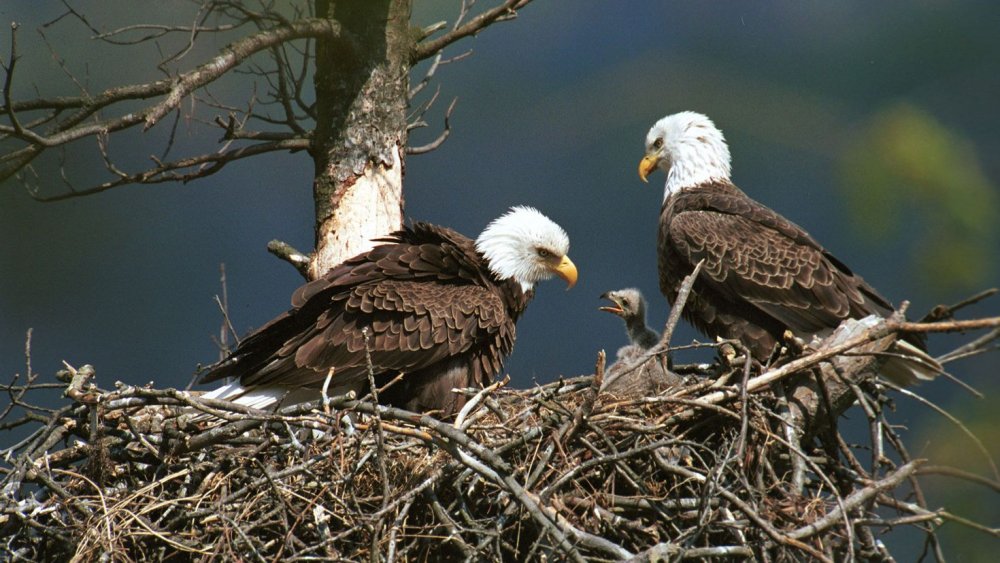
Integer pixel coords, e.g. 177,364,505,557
2,304,998,562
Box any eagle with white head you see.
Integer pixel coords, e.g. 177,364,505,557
199,206,577,416
639,111,939,386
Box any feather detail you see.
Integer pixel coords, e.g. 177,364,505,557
648,112,937,385
199,207,569,416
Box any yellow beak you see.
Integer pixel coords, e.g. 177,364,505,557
553,255,578,289
638,154,660,183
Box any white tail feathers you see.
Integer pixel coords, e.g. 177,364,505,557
880,339,942,387
187,382,325,422
810,316,941,388
198,381,316,411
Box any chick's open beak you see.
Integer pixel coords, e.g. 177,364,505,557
553,255,578,290
638,154,660,183
598,292,625,316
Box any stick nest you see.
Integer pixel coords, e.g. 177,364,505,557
2,312,999,562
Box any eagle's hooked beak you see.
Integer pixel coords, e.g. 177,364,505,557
553,255,578,290
638,154,660,183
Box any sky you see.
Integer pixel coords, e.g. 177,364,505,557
1,1,998,557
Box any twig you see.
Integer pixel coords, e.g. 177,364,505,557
655,460,832,562
454,374,509,430
889,383,999,481
920,288,997,322
789,460,923,540
407,97,457,155
938,326,1000,364
266,239,311,279
605,259,703,385
917,465,1000,493
894,316,1000,334
362,328,391,517
411,0,535,62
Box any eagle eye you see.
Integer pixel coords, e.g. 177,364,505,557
652,138,664,150
537,248,551,258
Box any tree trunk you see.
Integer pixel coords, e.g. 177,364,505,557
309,0,411,280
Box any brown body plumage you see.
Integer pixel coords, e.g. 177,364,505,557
200,207,576,416
640,112,939,384
657,179,898,360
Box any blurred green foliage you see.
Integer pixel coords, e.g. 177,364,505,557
915,384,1000,561
841,104,999,292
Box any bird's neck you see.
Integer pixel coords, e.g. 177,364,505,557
626,317,659,349
663,143,732,201
664,173,730,200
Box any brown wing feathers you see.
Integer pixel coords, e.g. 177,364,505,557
660,180,895,359
199,222,524,414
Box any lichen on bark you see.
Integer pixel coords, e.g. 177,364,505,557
309,0,413,278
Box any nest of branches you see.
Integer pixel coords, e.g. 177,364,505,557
2,303,999,562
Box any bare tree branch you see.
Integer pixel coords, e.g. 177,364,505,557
407,97,457,155
1,18,352,188
266,239,311,279
33,137,309,202
411,0,534,63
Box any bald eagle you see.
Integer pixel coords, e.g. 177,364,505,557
599,288,679,396
638,111,939,386
200,206,577,416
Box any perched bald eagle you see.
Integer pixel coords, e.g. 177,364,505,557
638,111,939,386
599,288,679,396
200,206,577,416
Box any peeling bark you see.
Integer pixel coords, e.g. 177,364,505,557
309,0,412,279
310,145,405,279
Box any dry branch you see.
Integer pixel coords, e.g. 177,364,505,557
411,0,535,63
2,310,997,561
1,18,350,194
2,0,546,202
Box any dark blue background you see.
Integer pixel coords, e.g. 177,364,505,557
2,2,997,558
